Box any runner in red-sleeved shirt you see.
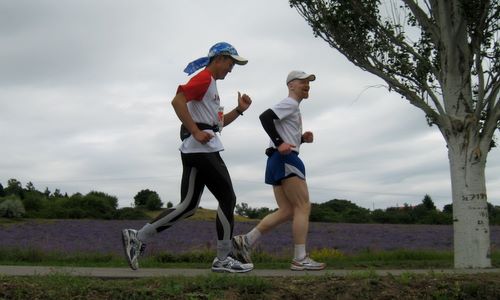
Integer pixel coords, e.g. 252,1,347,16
122,42,254,273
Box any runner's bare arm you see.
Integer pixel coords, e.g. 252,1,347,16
171,93,213,143
224,92,252,127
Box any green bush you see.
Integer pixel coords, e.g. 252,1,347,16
114,207,149,220
134,189,163,210
21,191,44,211
145,194,163,211
0,197,26,218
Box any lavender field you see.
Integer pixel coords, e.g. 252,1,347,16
1,219,500,257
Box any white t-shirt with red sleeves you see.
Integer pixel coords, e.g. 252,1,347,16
176,69,224,153
270,97,303,153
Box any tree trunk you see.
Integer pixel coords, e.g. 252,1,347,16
447,132,491,268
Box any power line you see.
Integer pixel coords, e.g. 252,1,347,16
305,185,450,199
16,175,450,200
229,178,450,199
27,175,179,184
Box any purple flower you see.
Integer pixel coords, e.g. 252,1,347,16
1,220,498,256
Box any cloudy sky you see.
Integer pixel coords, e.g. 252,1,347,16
1,0,499,211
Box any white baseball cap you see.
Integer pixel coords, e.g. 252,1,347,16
286,70,316,84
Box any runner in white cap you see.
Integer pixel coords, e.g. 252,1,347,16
122,42,254,273
232,70,326,271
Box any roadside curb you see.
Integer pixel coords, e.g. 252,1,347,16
1,266,499,278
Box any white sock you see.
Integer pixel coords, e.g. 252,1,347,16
137,223,155,243
217,240,232,260
245,228,261,247
294,244,306,260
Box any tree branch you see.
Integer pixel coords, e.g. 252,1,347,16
481,84,500,149
490,80,500,113
350,0,441,82
475,48,486,117
362,56,441,123
402,0,440,44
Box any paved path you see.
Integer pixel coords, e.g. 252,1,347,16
1,266,499,278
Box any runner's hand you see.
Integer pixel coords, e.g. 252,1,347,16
193,131,214,144
302,131,314,143
277,143,296,155
237,92,252,112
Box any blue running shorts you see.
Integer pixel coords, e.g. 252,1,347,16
265,151,306,186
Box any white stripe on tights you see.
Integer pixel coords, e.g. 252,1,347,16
217,205,231,240
154,167,201,229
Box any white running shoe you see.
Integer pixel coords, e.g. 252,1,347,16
121,229,145,270
290,255,326,271
231,235,252,263
211,256,254,273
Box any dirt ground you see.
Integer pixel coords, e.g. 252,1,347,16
1,272,500,299
226,273,500,300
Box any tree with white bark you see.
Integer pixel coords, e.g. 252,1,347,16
289,0,499,268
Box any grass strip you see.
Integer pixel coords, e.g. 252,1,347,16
1,247,499,269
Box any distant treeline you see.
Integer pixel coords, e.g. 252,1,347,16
1,178,500,225
236,195,500,225
0,178,170,220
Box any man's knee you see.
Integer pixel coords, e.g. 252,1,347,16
274,208,293,222
295,200,311,214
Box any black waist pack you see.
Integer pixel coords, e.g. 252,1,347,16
265,147,277,157
265,147,298,157
180,123,219,141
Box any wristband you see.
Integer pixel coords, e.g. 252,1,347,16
235,108,244,116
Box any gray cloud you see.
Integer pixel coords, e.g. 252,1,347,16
1,0,498,212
